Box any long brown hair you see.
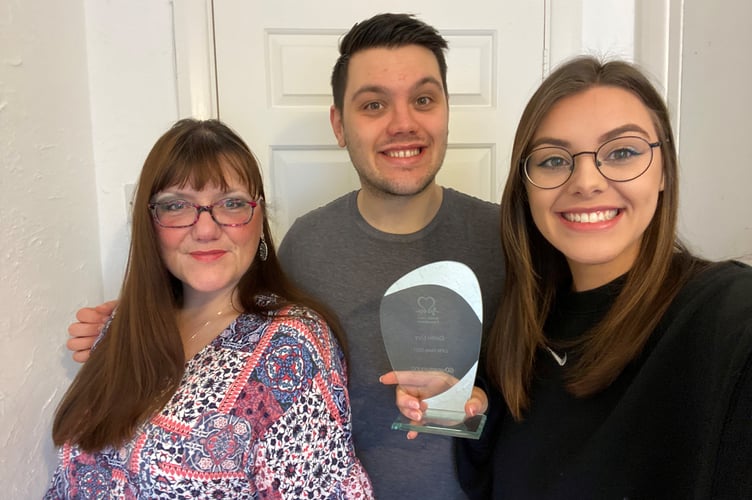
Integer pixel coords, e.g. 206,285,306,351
53,119,346,451
487,57,706,419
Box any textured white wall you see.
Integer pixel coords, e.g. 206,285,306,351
677,0,752,262
0,0,99,496
0,0,178,496
86,0,179,298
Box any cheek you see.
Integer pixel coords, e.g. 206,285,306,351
229,219,263,252
631,166,664,211
156,227,182,253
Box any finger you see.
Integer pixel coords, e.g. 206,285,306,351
381,370,452,390
395,387,424,421
464,400,480,418
465,386,489,417
71,349,91,363
68,321,102,338
74,307,108,324
67,334,96,350
406,412,426,440
94,300,118,315
395,388,422,411
379,371,399,385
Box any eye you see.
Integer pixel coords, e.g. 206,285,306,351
363,101,383,111
160,200,192,212
217,198,249,210
532,151,571,170
599,137,651,164
603,146,640,162
416,96,433,106
540,157,568,168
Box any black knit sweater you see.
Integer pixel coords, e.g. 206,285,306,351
457,261,752,499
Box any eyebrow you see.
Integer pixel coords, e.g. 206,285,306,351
153,189,250,202
349,76,444,103
530,123,654,150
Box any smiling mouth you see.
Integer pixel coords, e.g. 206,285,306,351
562,209,619,223
384,148,422,158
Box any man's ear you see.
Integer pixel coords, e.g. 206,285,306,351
330,105,346,148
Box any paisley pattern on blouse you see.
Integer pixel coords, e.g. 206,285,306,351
45,301,373,499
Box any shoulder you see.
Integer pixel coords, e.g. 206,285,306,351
232,301,332,344
278,192,356,265
678,261,752,317
440,188,501,242
661,260,752,356
284,192,355,237
439,188,503,255
264,303,341,359
443,187,500,219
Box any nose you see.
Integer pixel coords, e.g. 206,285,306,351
192,208,222,239
566,152,608,195
386,102,418,136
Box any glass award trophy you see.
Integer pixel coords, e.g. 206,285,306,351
380,260,486,439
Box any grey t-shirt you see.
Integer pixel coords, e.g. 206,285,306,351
278,187,504,499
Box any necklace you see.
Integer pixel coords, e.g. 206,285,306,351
186,307,230,342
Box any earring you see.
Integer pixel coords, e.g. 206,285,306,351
258,237,268,261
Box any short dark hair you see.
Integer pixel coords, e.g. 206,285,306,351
331,13,449,111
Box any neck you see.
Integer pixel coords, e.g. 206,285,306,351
179,288,236,334
568,255,637,292
181,287,235,312
356,183,443,234
179,289,238,358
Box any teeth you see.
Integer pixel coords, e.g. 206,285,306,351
563,209,618,223
386,148,420,158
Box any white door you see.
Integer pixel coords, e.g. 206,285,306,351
213,0,545,241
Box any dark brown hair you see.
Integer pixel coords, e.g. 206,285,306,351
487,57,706,419
53,119,346,451
331,13,448,111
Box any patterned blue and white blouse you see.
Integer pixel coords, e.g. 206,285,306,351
45,301,373,499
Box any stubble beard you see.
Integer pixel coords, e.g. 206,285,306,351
349,141,447,199
356,168,439,199
341,119,448,198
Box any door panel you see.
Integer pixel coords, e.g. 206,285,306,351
213,1,545,240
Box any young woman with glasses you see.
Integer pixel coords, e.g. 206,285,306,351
46,119,372,498
455,57,752,498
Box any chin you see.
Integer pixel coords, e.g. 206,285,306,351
383,177,437,197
